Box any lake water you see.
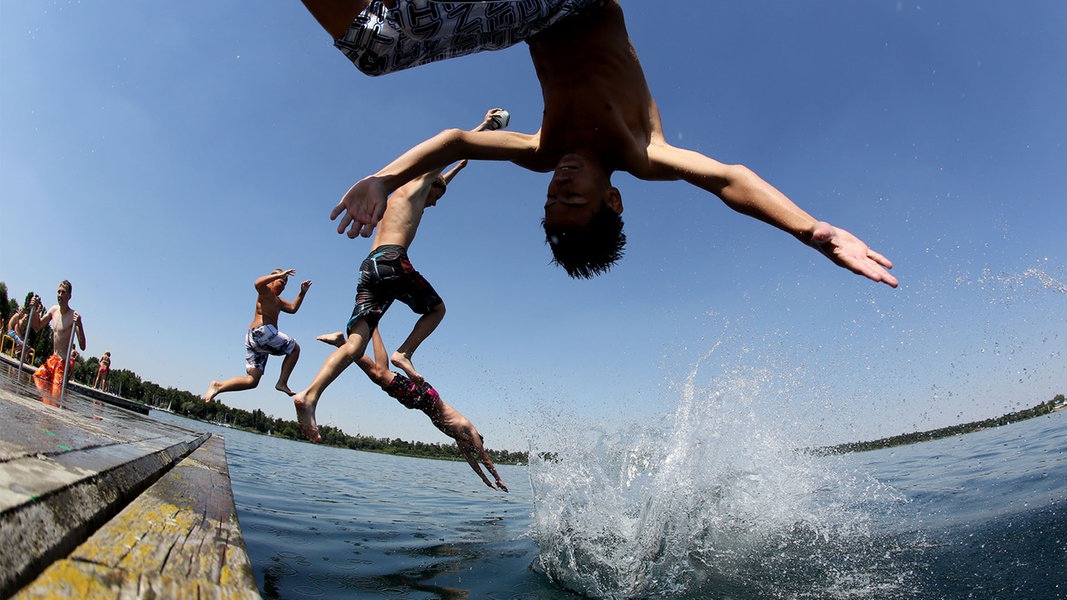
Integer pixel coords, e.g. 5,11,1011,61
156,401,1066,599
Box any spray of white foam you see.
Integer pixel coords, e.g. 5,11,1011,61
526,347,911,598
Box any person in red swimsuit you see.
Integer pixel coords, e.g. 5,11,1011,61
94,351,111,390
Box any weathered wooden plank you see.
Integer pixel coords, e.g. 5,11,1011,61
12,559,261,600
0,384,214,597
66,435,257,590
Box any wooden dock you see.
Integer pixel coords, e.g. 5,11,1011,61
0,367,260,599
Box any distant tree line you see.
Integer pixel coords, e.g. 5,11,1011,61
816,394,1066,455
1,281,527,466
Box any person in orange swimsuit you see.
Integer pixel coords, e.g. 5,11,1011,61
29,280,87,398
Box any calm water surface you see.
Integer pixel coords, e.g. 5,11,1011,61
155,408,1066,599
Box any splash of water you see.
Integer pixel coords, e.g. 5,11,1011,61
962,266,1067,299
527,357,912,599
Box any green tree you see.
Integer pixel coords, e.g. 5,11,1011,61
0,282,10,329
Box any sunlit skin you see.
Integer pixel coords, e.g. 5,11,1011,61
6,306,35,355
544,153,622,232
293,111,499,444
204,269,312,403
29,283,85,362
316,329,508,491
28,281,86,398
304,0,897,288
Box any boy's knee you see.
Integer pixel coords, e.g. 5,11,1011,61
367,368,390,387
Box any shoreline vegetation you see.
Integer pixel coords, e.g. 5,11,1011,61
813,394,1066,455
3,283,1062,465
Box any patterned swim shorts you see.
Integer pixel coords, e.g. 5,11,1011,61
383,372,441,411
335,0,606,75
244,324,297,373
347,245,442,334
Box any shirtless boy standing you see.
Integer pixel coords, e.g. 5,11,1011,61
205,270,312,403
94,351,112,390
29,280,87,396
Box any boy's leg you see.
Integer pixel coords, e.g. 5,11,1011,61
391,302,444,384
205,369,263,403
316,331,346,346
293,320,372,442
275,342,301,396
358,329,394,387
317,329,390,385
300,0,377,40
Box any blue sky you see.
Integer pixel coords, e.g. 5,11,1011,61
2,1,1065,452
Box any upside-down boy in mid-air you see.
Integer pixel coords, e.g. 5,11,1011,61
301,0,899,284
318,328,508,491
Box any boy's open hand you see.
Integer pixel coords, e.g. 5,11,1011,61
808,221,898,288
332,176,388,238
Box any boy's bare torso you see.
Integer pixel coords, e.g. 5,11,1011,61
524,1,664,176
252,291,284,329
46,305,76,359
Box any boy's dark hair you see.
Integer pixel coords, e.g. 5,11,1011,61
542,204,626,279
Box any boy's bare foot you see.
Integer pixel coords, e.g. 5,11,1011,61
276,383,295,396
293,392,321,443
204,381,221,403
391,351,423,384
316,332,345,348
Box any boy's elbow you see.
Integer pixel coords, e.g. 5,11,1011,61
723,162,757,185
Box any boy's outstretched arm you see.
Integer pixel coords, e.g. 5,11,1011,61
254,269,296,292
430,403,508,492
453,425,509,493
332,109,534,239
646,144,898,288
